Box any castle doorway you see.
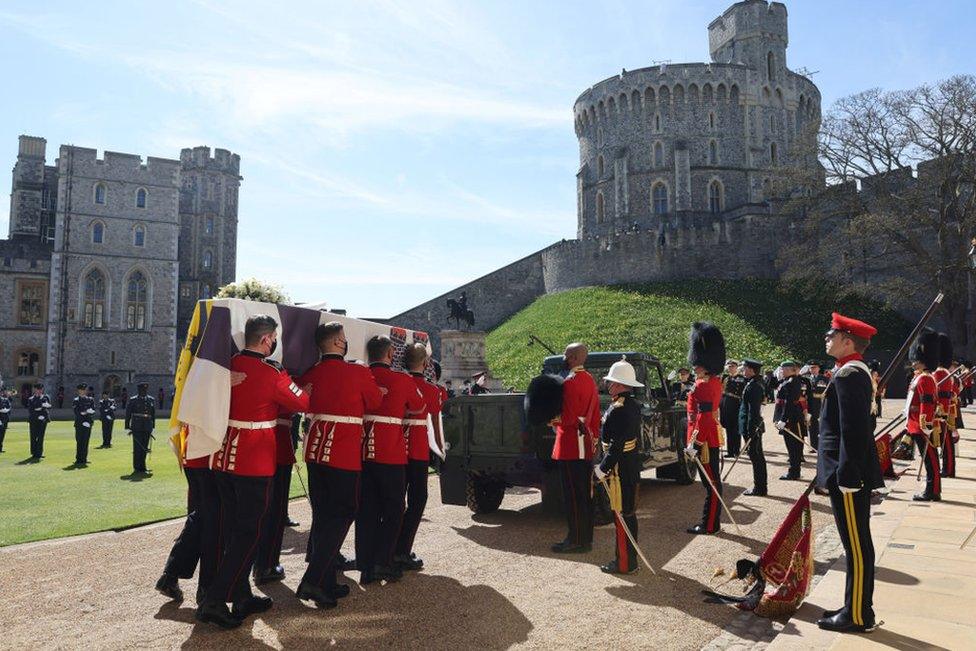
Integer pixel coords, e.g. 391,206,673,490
103,374,123,399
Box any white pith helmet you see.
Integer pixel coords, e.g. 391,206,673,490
603,356,644,388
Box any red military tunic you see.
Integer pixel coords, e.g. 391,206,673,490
366,364,425,465
905,371,937,435
687,375,723,447
212,350,310,477
298,355,383,471
406,373,443,462
552,367,600,461
933,367,952,423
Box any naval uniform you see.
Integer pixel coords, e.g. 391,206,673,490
27,393,52,459
721,372,746,457
0,395,10,452
298,354,383,595
73,393,97,464
125,393,156,473
817,353,883,630
99,397,116,447
738,376,767,494
687,375,723,532
598,392,641,572
774,376,805,479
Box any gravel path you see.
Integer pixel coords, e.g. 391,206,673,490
0,403,872,650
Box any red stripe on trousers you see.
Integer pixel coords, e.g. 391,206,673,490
928,445,941,494
703,460,719,530
615,513,629,572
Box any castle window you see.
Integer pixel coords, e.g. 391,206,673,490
596,192,606,223
136,188,147,209
653,141,664,168
203,250,213,270
770,142,778,164
18,281,46,326
83,269,106,329
133,225,145,247
92,221,104,244
708,180,724,213
709,112,715,130
16,350,40,377
2,257,10,267
654,113,661,132
205,216,214,235
708,140,718,165
125,271,148,331
598,155,605,177
94,183,106,205
767,51,775,82
652,183,669,215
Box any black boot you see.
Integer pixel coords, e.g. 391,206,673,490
816,610,876,633
686,524,719,535
600,559,638,575
253,565,286,584
155,573,183,602
232,595,273,619
297,582,338,609
394,553,423,571
196,602,242,629
372,564,403,583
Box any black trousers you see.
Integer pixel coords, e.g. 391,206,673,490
355,461,405,578
746,433,767,492
74,422,92,464
132,430,151,472
914,435,941,497
941,433,957,477
29,420,47,458
613,478,638,571
697,447,722,532
255,464,292,572
163,467,219,594
303,464,360,591
396,459,429,557
558,459,594,546
721,401,741,456
808,413,820,450
827,478,875,626
782,419,804,477
0,419,7,450
206,472,272,604
100,418,114,446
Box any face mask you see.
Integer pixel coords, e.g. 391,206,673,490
268,338,278,356
341,340,349,357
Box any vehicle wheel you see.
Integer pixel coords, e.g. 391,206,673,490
466,474,505,513
673,453,697,485
593,482,613,525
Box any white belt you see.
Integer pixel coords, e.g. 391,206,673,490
227,419,277,429
309,413,364,425
276,418,292,427
363,415,404,426
404,418,427,426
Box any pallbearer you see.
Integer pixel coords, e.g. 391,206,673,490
685,322,725,535
738,359,767,496
593,357,643,574
905,330,941,502
252,405,299,585
816,313,883,633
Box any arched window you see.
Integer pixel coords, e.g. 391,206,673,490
597,155,605,177
205,216,214,235
92,221,104,244
133,225,145,247
125,271,148,330
136,188,147,209
709,112,716,130
203,250,213,270
767,52,775,82
83,269,106,329
596,192,605,223
652,183,669,215
770,142,778,164
708,180,723,213
654,113,661,132
708,140,718,165
16,350,40,377
653,141,664,168
94,183,106,205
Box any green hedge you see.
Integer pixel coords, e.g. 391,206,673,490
485,281,912,390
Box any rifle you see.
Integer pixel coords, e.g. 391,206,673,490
874,366,972,440
877,292,943,394
527,334,557,355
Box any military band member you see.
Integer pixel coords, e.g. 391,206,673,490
593,358,643,573
805,361,830,449
721,360,746,458
773,361,805,481
355,335,425,585
72,384,96,465
0,389,11,453
298,323,383,608
904,330,941,502
395,343,444,570
686,322,726,535
669,368,694,401
125,383,156,474
27,383,52,460
935,334,957,479
816,313,883,633
196,315,310,629
739,359,767,496
98,392,116,448
551,343,601,553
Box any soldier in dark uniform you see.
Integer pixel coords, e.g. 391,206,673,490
73,383,97,465
56,385,64,409
773,361,805,480
738,359,767,496
720,360,746,458
593,358,643,574
669,368,694,401
27,383,52,460
125,383,156,474
805,361,830,449
816,313,883,633
0,389,11,453
98,392,116,448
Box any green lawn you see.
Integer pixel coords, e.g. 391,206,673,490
0,419,307,547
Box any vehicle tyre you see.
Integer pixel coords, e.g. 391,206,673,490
466,474,505,513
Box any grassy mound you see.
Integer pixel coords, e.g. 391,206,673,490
485,281,912,390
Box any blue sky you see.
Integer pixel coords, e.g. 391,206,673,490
2,0,973,317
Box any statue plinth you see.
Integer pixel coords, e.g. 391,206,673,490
439,330,504,392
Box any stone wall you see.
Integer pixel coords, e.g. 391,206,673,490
0,239,51,390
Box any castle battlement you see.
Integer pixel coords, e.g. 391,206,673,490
55,145,181,186
180,146,241,176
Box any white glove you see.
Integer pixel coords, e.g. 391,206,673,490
774,421,786,431
82,422,91,428
106,415,114,421
593,465,607,481
0,408,9,413
443,441,452,451
42,402,52,408
684,443,697,456
838,485,860,494
38,416,45,421
85,409,95,415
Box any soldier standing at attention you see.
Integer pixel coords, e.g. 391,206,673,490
721,360,746,458
773,361,805,481
73,383,96,466
686,322,726,535
98,392,116,448
0,389,11,453
593,358,643,574
670,367,694,401
805,361,830,449
816,313,882,633
356,335,424,585
120,387,128,409
550,343,601,553
27,383,52,460
934,333,956,479
739,359,767,496
197,315,310,629
904,330,941,502
125,383,156,475
56,385,64,408
395,343,444,571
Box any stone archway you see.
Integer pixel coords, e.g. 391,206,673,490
102,374,123,399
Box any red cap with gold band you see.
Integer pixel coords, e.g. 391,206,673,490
827,312,877,339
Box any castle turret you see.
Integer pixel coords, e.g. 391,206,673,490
9,136,49,240
709,1,788,84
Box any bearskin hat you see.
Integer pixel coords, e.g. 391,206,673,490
524,374,564,426
937,332,953,369
908,329,940,370
688,321,726,376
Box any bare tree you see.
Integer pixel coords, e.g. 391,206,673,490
779,75,976,354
